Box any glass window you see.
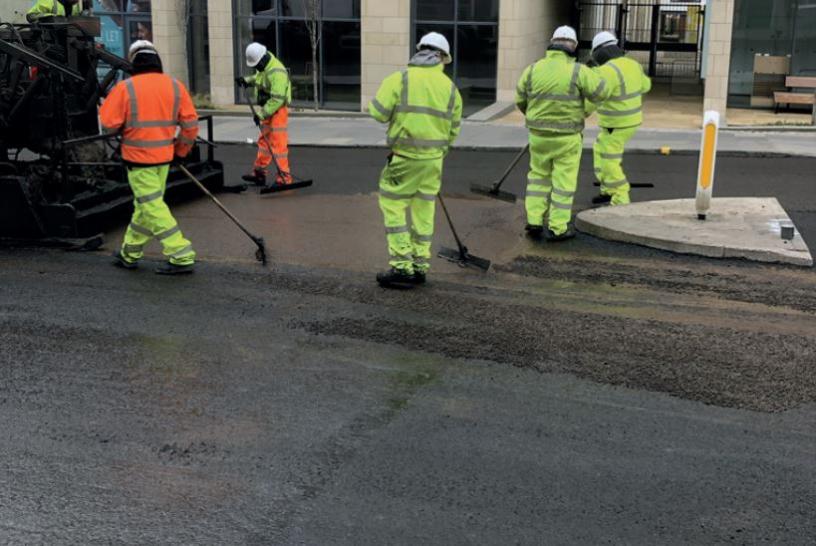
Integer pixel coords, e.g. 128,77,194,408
457,0,499,22
416,0,455,21
456,24,498,113
792,0,816,77
322,21,361,108
413,0,499,114
129,20,152,43
233,1,362,110
188,0,210,96
323,0,360,19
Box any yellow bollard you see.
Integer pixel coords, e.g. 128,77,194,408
695,111,720,220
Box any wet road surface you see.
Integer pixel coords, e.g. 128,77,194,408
1,147,815,544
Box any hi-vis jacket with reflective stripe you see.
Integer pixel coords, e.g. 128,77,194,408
27,0,81,19
592,56,652,128
245,55,291,118
99,73,199,165
369,62,463,160
516,50,610,135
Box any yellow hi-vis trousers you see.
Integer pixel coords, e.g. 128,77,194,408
525,132,582,235
120,165,196,266
593,126,639,206
378,154,443,274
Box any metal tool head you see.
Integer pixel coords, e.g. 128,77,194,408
252,236,268,266
470,183,517,203
259,180,314,195
438,246,491,272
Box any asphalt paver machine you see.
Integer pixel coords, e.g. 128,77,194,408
0,16,224,245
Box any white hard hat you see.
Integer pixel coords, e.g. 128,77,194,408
592,31,619,52
551,26,578,44
245,42,268,68
417,32,452,65
128,40,158,62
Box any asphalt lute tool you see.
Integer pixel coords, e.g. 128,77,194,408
436,194,491,272
470,144,529,203
177,164,268,265
243,89,313,195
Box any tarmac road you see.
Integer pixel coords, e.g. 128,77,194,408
1,147,815,544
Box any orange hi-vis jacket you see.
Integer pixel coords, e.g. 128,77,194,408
99,73,199,165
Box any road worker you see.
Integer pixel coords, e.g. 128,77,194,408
369,32,463,288
100,40,200,275
588,31,652,206
236,42,293,187
516,26,611,241
27,0,81,21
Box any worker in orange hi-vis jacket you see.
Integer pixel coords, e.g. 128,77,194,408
99,40,200,275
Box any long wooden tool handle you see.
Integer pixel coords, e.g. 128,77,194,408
493,144,529,189
178,164,256,240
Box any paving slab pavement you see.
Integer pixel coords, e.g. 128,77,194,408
576,197,814,267
206,116,816,157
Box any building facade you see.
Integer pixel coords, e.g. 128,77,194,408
2,1,814,124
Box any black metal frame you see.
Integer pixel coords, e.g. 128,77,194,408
577,1,705,78
231,0,361,109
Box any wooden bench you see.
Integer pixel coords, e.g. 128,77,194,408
773,76,816,124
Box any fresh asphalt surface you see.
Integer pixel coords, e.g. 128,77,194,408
1,146,815,544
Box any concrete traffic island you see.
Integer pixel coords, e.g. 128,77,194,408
576,197,813,267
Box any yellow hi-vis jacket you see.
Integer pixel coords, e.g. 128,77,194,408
28,0,81,19
243,54,291,118
591,56,652,128
516,50,610,135
369,61,463,160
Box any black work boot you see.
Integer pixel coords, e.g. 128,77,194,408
546,226,576,242
592,194,612,206
412,271,427,285
155,262,195,275
376,267,416,288
112,251,138,270
525,224,544,239
241,170,266,186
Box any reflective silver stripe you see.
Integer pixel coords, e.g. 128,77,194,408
171,79,180,122
395,105,452,120
416,192,437,201
526,63,535,95
380,189,413,200
411,230,433,243
123,138,175,148
123,243,144,253
269,68,288,75
385,225,410,234
526,190,551,198
569,63,581,96
600,152,624,160
447,81,457,116
414,257,430,264
598,106,642,117
609,61,627,98
530,93,581,102
371,98,392,118
603,179,628,188
170,244,194,259
586,79,607,102
392,252,414,260
615,91,642,101
125,78,139,123
267,93,288,101
400,70,409,106
451,121,461,129
177,135,196,146
526,119,584,132
128,222,153,237
156,226,180,241
102,125,119,134
179,120,199,129
129,120,177,129
273,153,288,159
387,137,449,148
551,188,575,198
135,190,163,204
550,201,573,210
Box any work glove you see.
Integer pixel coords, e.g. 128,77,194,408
235,77,248,89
